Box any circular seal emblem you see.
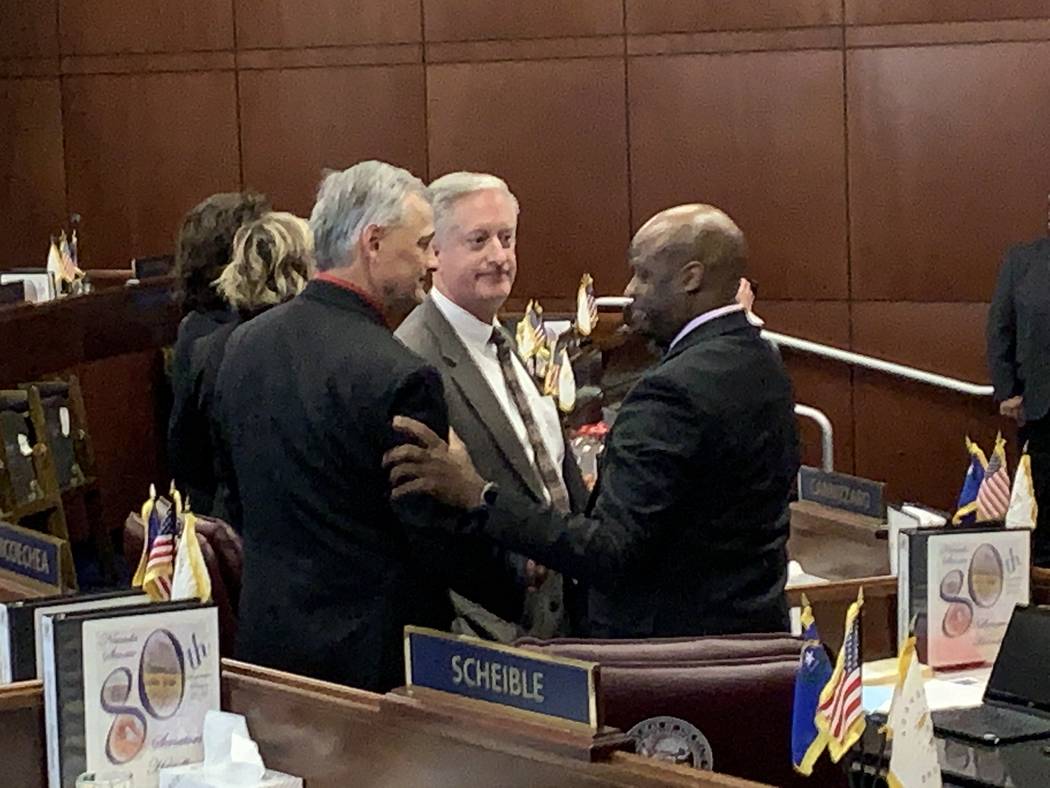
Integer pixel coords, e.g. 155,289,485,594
627,716,713,771
968,544,1005,608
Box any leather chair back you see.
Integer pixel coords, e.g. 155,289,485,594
515,632,802,662
517,636,845,788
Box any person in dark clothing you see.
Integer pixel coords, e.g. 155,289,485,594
385,204,801,638
987,236,1050,566
177,212,314,520
169,192,270,511
215,161,508,692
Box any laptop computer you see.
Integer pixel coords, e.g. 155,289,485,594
933,605,1050,745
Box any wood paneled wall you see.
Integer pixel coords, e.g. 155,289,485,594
3,0,1050,510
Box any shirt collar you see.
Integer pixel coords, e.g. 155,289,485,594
668,303,745,352
430,287,499,352
313,272,388,327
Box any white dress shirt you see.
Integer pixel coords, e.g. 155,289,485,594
668,303,745,352
431,288,567,501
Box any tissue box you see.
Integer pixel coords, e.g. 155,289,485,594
158,765,303,788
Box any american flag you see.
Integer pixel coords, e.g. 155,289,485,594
977,446,1011,521
816,594,865,762
143,503,177,600
576,273,599,336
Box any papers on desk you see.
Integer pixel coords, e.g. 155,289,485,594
863,669,989,715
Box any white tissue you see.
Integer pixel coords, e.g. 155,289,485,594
200,711,267,784
159,711,301,788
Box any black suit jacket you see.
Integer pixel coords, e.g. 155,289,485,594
473,310,800,638
168,309,237,513
987,238,1050,422
396,295,589,625
215,280,487,691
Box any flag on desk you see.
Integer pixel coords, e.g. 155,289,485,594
977,434,1011,522
46,238,63,291
1006,444,1038,530
142,496,177,601
952,437,987,525
815,588,865,762
575,273,599,337
132,484,159,587
885,635,943,788
791,597,833,775
171,511,212,603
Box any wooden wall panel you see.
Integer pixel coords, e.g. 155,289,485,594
427,58,630,300
629,50,847,300
848,41,1050,301
239,66,427,217
761,301,855,473
845,0,1050,26
0,78,67,269
62,71,241,267
851,302,990,382
1,0,58,59
423,0,623,42
236,0,422,49
4,1,1046,515
853,377,1002,509
626,0,841,33
58,0,233,54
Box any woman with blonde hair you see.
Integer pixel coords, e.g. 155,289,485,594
169,211,314,518
217,212,314,313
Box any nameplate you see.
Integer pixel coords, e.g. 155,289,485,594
798,466,885,519
0,521,62,588
404,626,599,728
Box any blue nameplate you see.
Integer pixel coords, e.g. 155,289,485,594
404,626,599,728
798,466,886,519
0,520,62,587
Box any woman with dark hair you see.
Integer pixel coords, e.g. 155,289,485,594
171,211,314,518
168,192,270,512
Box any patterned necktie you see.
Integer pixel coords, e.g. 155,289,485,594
490,329,570,512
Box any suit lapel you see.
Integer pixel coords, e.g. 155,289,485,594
421,298,547,501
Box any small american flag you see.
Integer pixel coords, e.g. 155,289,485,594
143,503,177,600
816,592,865,762
977,443,1011,521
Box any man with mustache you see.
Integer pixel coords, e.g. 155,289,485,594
386,204,800,638
396,172,589,641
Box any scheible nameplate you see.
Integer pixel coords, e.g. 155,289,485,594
404,626,599,728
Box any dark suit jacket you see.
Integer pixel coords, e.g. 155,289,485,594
987,238,1050,422
215,280,488,692
396,295,589,627
168,309,237,513
472,310,800,638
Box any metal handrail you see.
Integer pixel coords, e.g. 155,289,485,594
593,296,995,398
593,297,837,470
795,405,834,472
762,331,994,398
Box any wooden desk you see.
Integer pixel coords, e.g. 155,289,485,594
0,281,178,545
0,661,770,788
